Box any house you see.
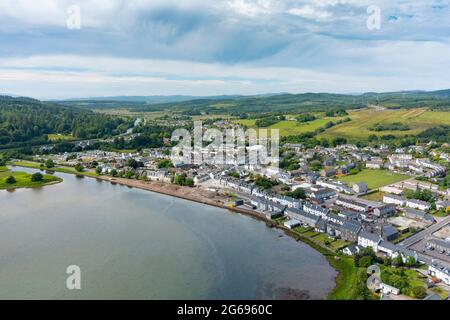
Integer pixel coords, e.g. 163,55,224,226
305,187,335,202
323,157,336,166
338,210,359,220
429,262,450,285
378,241,400,258
303,202,329,218
342,244,361,256
358,231,382,252
426,238,450,254
341,220,362,242
285,208,320,227
404,208,435,224
380,283,400,295
193,174,210,184
320,168,336,177
373,204,396,217
383,194,406,206
436,200,450,211
366,159,383,169
353,182,368,194
382,225,399,241
335,196,370,212
284,219,301,229
405,199,431,211
271,194,300,208
324,212,346,226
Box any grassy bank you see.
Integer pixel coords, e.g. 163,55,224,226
10,160,99,178
277,222,369,300
0,167,62,190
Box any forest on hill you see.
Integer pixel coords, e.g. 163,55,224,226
0,96,133,149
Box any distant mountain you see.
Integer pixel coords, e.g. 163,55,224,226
57,95,247,104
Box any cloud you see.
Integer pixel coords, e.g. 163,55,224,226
0,0,449,98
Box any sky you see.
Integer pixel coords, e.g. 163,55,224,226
0,0,449,99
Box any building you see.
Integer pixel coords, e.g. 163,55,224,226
342,244,361,256
378,241,400,258
404,208,435,224
380,283,400,295
358,231,382,252
335,196,370,212
383,194,406,206
366,159,384,169
373,204,396,217
353,182,368,194
405,199,431,211
320,168,337,177
426,238,450,254
340,220,362,242
429,262,450,285
285,208,320,227
305,187,335,202
382,225,399,242
303,202,329,218
284,219,301,229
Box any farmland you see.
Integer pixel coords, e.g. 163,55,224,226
319,108,450,141
235,116,344,137
338,169,410,190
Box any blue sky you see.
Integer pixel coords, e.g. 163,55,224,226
0,0,449,99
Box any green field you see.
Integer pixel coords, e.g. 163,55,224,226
319,108,450,141
0,168,62,190
11,161,99,178
338,169,409,189
235,116,343,137
47,133,75,141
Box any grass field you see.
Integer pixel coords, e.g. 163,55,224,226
47,133,75,141
319,108,450,141
235,116,343,136
11,161,100,178
0,168,62,190
338,169,409,189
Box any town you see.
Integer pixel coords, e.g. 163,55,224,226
10,118,450,301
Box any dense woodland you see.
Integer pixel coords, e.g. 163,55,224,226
0,96,133,149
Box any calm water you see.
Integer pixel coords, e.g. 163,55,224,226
0,167,336,299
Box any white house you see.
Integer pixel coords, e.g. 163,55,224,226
380,283,400,295
406,199,431,211
429,262,450,285
383,194,406,206
358,231,382,252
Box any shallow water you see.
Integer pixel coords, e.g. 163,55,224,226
0,167,336,299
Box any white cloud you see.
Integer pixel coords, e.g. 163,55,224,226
288,5,332,20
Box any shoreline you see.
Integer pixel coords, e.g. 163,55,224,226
10,162,352,299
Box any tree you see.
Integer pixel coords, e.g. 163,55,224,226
110,169,118,177
392,253,404,267
95,166,103,175
405,256,416,268
75,163,84,172
157,159,173,169
285,188,306,199
411,286,426,299
6,176,16,184
45,159,55,168
31,172,43,182
358,256,374,268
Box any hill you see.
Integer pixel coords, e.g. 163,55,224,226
0,96,132,149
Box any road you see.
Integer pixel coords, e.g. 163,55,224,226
398,215,450,247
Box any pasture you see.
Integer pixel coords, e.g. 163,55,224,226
319,108,450,141
338,169,409,190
